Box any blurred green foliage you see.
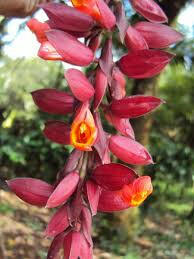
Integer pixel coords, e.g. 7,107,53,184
0,57,71,182
145,65,194,189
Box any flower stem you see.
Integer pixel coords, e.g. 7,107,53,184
80,152,89,180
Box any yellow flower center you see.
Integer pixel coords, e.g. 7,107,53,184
131,191,149,206
76,122,91,144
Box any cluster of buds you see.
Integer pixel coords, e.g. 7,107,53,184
7,0,183,258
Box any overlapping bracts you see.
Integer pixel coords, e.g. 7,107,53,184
8,0,183,258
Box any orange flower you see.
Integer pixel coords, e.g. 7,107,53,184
71,0,116,30
71,0,101,22
70,102,97,151
121,176,153,207
27,18,50,43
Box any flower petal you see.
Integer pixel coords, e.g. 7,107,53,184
99,38,113,79
94,112,110,164
86,180,101,216
88,33,102,54
94,67,108,110
63,231,82,259
115,2,128,43
47,232,66,259
45,205,69,237
31,88,75,115
133,176,153,195
81,207,93,246
80,233,93,259
110,95,163,118
134,22,184,49
105,110,135,139
110,67,126,100
41,3,94,32
98,189,129,212
27,18,50,43
92,163,138,191
130,0,168,23
109,135,153,165
43,120,70,145
65,69,94,102
46,30,94,66
46,171,79,208
64,149,83,174
38,41,63,61
125,25,148,50
118,49,174,79
121,176,153,206
96,0,116,29
7,178,53,207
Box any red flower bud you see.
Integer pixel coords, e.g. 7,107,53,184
125,25,148,51
65,69,94,102
31,88,75,115
46,30,94,66
86,180,101,216
118,49,174,78
111,67,126,100
47,232,66,259
110,95,163,118
71,188,84,220
134,22,184,49
94,67,108,110
7,178,54,207
95,0,116,29
92,163,138,191
88,33,102,54
63,231,82,258
105,110,135,139
130,0,168,23
99,38,113,79
70,102,98,151
81,207,93,246
63,231,92,259
45,205,69,237
40,3,94,32
115,2,128,43
94,112,110,164
79,233,93,258
43,121,70,145
46,171,79,208
64,149,83,174
109,135,153,165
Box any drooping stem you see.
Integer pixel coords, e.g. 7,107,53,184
80,152,89,179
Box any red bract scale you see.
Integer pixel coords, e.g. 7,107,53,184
7,1,183,258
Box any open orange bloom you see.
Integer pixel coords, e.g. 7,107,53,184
121,176,153,207
70,102,98,151
71,0,101,22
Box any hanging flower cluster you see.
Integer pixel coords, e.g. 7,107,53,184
7,0,183,258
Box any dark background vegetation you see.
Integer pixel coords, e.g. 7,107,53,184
0,0,194,258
